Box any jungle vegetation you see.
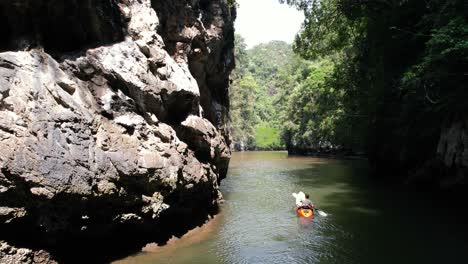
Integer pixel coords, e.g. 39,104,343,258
231,0,468,179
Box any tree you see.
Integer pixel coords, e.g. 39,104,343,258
230,35,256,150
281,0,468,179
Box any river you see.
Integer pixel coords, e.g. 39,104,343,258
115,151,468,264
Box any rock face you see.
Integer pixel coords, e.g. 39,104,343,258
0,241,57,264
408,118,468,188
396,115,468,190
0,0,235,262
437,120,468,172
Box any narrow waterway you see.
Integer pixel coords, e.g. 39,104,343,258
116,151,468,264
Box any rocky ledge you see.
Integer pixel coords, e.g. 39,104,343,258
0,0,235,262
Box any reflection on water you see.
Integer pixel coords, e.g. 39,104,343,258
115,151,468,264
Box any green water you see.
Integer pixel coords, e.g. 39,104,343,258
116,151,468,264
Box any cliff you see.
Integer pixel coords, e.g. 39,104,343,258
404,117,468,190
0,0,235,262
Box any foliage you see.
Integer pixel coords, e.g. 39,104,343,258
280,0,468,172
282,59,345,150
230,35,256,149
230,37,300,150
231,0,467,183
254,123,284,150
230,35,351,152
227,0,237,8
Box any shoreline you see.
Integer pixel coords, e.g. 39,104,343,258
232,149,368,161
113,212,223,263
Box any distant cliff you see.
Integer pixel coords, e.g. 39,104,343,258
0,0,235,262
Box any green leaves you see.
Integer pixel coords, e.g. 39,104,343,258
230,38,304,150
233,0,466,159
277,0,467,171
280,57,350,150
254,123,284,149
230,35,256,148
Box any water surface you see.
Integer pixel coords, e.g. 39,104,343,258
116,151,468,264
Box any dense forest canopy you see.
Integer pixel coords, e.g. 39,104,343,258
230,37,297,150
230,36,350,153
279,0,468,181
231,0,468,186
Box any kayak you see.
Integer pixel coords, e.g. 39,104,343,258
296,206,314,218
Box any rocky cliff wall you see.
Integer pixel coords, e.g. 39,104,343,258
406,117,468,189
0,0,235,262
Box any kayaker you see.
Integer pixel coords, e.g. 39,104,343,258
301,194,315,209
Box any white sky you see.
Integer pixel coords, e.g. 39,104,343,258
234,0,305,48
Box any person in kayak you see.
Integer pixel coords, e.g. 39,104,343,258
300,194,315,210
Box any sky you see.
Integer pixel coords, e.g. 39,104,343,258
234,0,305,48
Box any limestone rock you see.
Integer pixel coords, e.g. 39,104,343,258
407,118,468,189
437,119,468,168
0,241,57,264
0,0,235,262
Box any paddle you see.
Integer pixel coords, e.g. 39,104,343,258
314,209,328,217
292,192,328,217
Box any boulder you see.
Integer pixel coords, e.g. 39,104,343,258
0,0,235,262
